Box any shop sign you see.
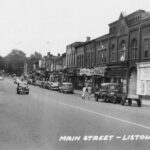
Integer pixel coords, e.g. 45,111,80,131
137,62,150,95
79,68,95,76
80,67,106,76
94,67,106,76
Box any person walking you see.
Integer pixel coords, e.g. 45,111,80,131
87,85,92,100
81,86,87,100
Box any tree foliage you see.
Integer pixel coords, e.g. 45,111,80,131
5,49,26,76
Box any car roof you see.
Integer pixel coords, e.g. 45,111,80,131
101,83,118,86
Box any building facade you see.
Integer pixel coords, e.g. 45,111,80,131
66,9,150,98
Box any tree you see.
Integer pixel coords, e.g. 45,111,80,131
0,55,5,70
5,49,26,76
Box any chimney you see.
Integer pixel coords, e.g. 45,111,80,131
58,53,60,56
86,36,91,42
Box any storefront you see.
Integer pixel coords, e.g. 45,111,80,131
93,66,106,91
77,67,106,92
106,63,128,93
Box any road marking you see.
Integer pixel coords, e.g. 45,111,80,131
60,102,150,130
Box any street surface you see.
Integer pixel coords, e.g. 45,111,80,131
0,78,150,150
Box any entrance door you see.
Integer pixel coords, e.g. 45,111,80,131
128,67,138,98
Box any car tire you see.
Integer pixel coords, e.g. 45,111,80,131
128,99,132,106
17,91,20,94
95,96,98,101
113,98,116,104
121,98,126,106
137,99,142,107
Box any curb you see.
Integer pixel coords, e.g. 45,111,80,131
74,91,150,107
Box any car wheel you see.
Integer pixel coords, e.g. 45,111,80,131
137,99,142,107
113,98,116,104
95,96,98,101
17,91,20,94
70,91,73,94
128,99,132,106
121,98,126,106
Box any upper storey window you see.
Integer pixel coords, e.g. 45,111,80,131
119,40,127,61
130,39,137,59
110,44,116,62
143,39,149,58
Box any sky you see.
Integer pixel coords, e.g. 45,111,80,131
0,0,149,57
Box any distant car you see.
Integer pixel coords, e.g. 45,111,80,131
17,82,29,94
40,81,47,88
59,82,74,94
34,80,41,86
45,81,53,89
51,82,59,91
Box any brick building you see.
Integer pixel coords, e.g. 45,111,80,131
66,10,150,97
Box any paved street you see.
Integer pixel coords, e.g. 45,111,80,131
0,78,150,150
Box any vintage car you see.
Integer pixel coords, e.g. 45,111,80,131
17,82,29,94
94,83,122,103
50,82,59,91
59,82,74,94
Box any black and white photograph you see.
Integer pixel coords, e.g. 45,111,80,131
0,0,150,149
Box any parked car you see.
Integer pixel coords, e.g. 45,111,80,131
39,81,46,88
51,82,59,91
45,81,53,89
94,83,122,103
17,82,29,94
59,82,74,94
35,80,41,86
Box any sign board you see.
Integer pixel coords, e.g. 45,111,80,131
137,62,150,95
79,67,106,76
79,68,95,76
94,67,106,76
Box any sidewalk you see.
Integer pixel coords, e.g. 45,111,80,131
74,90,150,107
74,90,94,99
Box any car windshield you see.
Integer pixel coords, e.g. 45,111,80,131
19,82,28,86
110,85,116,90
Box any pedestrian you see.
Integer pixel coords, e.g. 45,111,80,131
87,86,92,100
82,86,87,100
